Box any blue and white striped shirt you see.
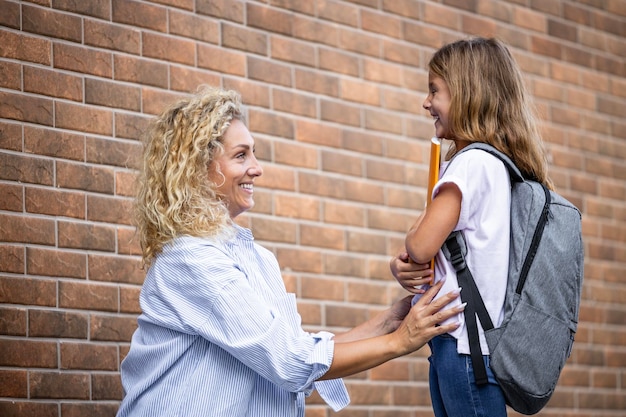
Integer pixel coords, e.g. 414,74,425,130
117,225,349,417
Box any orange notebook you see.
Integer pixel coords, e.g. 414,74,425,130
426,137,441,270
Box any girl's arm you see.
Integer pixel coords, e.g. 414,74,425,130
405,182,462,264
319,280,463,380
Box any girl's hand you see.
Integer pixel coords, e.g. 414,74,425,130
390,251,433,294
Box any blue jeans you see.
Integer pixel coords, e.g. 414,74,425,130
428,334,507,417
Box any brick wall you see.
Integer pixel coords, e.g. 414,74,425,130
0,0,624,416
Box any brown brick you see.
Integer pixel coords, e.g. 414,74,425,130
61,342,118,370
115,112,152,141
301,224,345,250
326,304,367,327
295,120,341,148
0,183,23,212
90,313,137,342
320,99,360,127
84,19,139,53
343,129,384,156
120,285,141,314
88,253,143,284
363,59,403,87
365,109,404,135
339,27,381,57
462,13,498,38
0,276,56,306
274,140,318,169
248,2,293,35
0,91,53,126
299,171,345,199
53,42,113,78
366,159,405,184
275,247,322,273
404,21,443,49
222,22,268,55
54,0,110,19
301,276,344,301
0,306,27,336
271,36,316,67
368,207,413,233
58,221,116,252
250,216,297,243
0,152,53,186
248,56,291,87
86,194,133,224
0,213,54,245
27,247,87,278
293,15,338,47
0,369,27,397
112,0,166,31
141,88,188,116
0,30,51,65
24,125,85,161
324,252,367,278
197,43,246,76
115,170,138,198
0,121,22,152
0,60,21,90
29,309,88,339
142,31,195,65
323,200,366,227
319,0,358,27
0,339,57,367
59,280,119,311
347,230,387,255
86,137,142,169
85,78,141,111
62,402,120,417
30,371,90,399
22,4,81,41
0,0,20,28
170,65,221,94
92,372,124,400
0,244,24,275
25,187,85,219
55,101,113,136
169,9,218,43
56,161,115,194
321,149,362,177
295,67,341,96
0,401,58,417
117,226,141,256
197,0,244,23
113,55,168,89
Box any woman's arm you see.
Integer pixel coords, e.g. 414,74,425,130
319,280,463,380
405,182,462,264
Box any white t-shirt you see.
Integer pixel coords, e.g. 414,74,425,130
416,149,511,355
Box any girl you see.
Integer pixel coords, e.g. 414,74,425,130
394,37,553,417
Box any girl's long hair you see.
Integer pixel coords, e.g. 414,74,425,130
135,86,242,267
430,37,553,189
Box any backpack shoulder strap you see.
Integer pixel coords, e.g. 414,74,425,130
454,142,524,183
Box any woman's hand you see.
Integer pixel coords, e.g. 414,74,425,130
391,280,463,355
390,251,433,294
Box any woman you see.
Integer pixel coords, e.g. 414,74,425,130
117,86,464,417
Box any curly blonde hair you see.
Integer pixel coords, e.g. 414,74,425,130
135,86,243,267
430,37,553,190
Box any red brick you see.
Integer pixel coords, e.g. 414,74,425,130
0,183,23,212
222,22,268,55
0,121,22,151
54,0,110,19
197,43,246,76
404,21,443,48
62,402,120,417
170,65,221,94
363,59,403,87
299,171,345,199
0,0,20,28
113,55,169,89
0,152,54,186
320,99,360,127
248,56,291,87
319,0,358,27
275,247,322,273
24,126,85,161
324,253,368,278
22,4,82,41
92,372,124,400
0,91,53,126
90,313,137,342
295,67,341,95
0,306,27,336
301,276,344,301
112,0,167,31
323,200,366,227
362,9,402,38
88,253,143,284
55,101,113,136
0,339,57,367
86,194,133,224
115,112,152,140
423,2,460,31
120,285,141,314
301,224,345,250
29,309,89,338
30,371,90,399
0,400,58,417
0,369,27,397
343,129,384,155
0,276,56,306
56,161,115,194
0,213,55,245
197,0,244,23
169,9,219,43
0,29,51,65
271,36,316,67
339,27,380,57
142,31,195,65
141,88,188,115
0,60,21,90
247,3,293,35
61,342,118,370
53,43,113,78
293,15,339,47
58,221,116,252
84,19,140,53
59,280,119,311
25,187,85,219
86,136,142,169
27,247,87,278
85,78,141,111
249,216,297,243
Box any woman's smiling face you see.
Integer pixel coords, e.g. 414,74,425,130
423,72,452,139
209,119,263,219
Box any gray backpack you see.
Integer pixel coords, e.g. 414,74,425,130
442,142,584,415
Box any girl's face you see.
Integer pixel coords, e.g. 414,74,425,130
209,119,263,219
423,72,452,139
